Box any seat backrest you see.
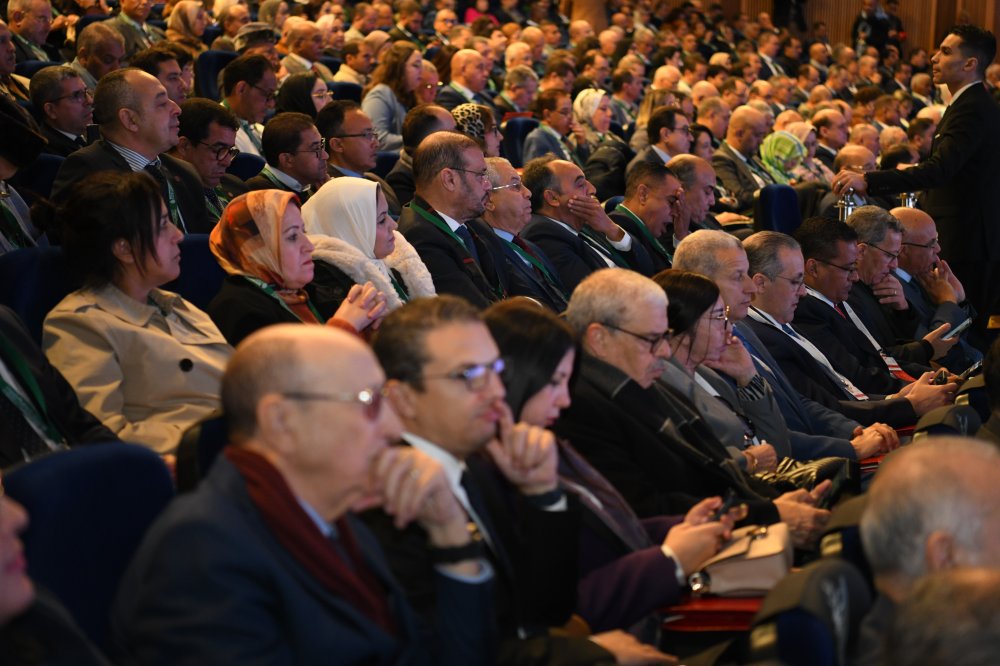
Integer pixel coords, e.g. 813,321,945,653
956,374,990,423
819,495,874,594
76,14,111,33
603,195,624,213
328,80,362,103
160,234,227,311
5,444,175,649
500,116,539,169
750,559,873,666
912,403,982,439
373,150,400,179
319,55,342,74
226,151,266,181
201,22,223,46
9,153,65,201
0,246,78,344
194,49,238,101
754,184,802,235
175,413,228,492
14,59,60,79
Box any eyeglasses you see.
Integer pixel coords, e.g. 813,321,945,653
815,258,859,274
197,141,240,161
52,88,93,104
602,323,673,354
282,386,386,420
251,83,278,100
312,90,334,100
708,306,732,330
672,125,693,136
901,237,939,249
334,129,377,141
294,138,327,158
774,274,806,288
422,358,506,392
490,178,522,192
449,166,490,182
862,242,900,261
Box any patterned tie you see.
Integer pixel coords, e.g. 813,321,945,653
454,224,480,264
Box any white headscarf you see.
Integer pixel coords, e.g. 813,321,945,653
573,88,607,129
302,177,381,260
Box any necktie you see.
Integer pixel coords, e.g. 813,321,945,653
833,303,847,318
0,381,52,462
459,468,513,577
144,161,170,199
454,224,480,264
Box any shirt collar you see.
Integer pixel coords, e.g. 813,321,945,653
402,432,467,500
492,227,514,242
297,496,334,537
83,283,180,327
286,51,313,68
651,144,672,162
544,215,580,237
948,80,981,105
263,165,306,192
450,80,475,101
805,285,838,309
437,209,462,233
894,267,912,283
107,140,158,171
332,164,364,178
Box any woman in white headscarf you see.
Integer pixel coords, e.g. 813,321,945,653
573,87,633,201
301,178,435,318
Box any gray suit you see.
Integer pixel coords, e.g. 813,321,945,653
711,141,774,215
110,14,166,61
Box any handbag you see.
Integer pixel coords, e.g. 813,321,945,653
688,523,793,597
758,456,861,508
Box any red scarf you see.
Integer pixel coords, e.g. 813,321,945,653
225,447,398,635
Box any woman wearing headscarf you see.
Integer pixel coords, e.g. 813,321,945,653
574,88,633,201
166,1,209,60
451,103,502,157
276,71,332,117
758,130,807,185
258,0,290,30
301,178,434,318
207,190,387,346
785,121,835,185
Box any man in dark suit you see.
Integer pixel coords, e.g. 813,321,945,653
369,296,641,665
0,306,118,468
52,69,212,233
742,229,953,428
171,99,248,225
316,100,401,217
479,157,568,311
435,49,497,113
811,108,848,171
7,0,62,63
521,156,653,293
608,162,681,274
397,132,505,308
834,26,1000,346
386,0,426,47
110,0,166,62
624,105,688,180
385,104,455,208
112,325,494,664
28,66,92,158
243,112,328,204
712,105,775,216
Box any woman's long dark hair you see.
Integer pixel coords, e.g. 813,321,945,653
483,298,576,419
276,72,322,118
652,269,720,338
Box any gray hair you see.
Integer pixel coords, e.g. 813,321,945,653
673,230,743,279
76,19,124,56
743,231,800,279
565,269,666,336
504,64,538,91
29,65,81,108
860,437,1000,585
666,154,706,188
6,0,43,19
485,156,512,188
846,205,901,245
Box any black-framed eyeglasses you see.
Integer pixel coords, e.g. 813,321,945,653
815,258,859,274
602,323,673,354
862,242,900,261
774,274,806,288
422,358,505,392
198,141,240,161
334,129,377,141
490,178,522,192
708,305,732,330
449,166,490,182
282,386,386,420
294,138,327,158
251,83,278,100
672,125,693,136
52,88,93,104
901,237,939,249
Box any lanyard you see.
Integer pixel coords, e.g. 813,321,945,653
162,171,186,232
839,300,912,379
243,276,325,323
503,237,558,284
409,202,506,300
0,336,65,444
204,186,230,221
388,271,409,302
614,204,672,262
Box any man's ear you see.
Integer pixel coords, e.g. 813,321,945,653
383,379,417,421
751,272,768,290
254,393,299,456
924,530,957,573
804,257,821,278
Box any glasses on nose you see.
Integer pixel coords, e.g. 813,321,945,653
53,88,93,104
815,258,859,275
601,323,673,354
901,237,939,250
490,178,523,192
422,358,506,391
251,83,278,100
312,89,334,100
673,125,693,137
774,274,806,288
334,129,377,141
282,385,386,420
863,242,900,261
709,306,732,330
294,138,327,158
198,141,240,161
450,166,490,182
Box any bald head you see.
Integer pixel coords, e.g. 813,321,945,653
690,80,719,106
893,206,940,274
652,65,681,90
833,144,876,173
726,105,768,155
451,48,488,93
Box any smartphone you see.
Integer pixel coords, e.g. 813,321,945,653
960,359,983,380
942,318,972,341
712,488,738,521
932,369,949,385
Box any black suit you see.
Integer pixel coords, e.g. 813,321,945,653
0,306,118,467
608,210,671,274
745,315,917,428
385,150,415,208
207,275,300,347
474,220,568,311
845,282,933,368
243,172,311,203
435,84,496,114
52,140,212,233
814,143,837,171
39,124,84,158
896,270,982,372
865,82,1000,335
397,198,506,308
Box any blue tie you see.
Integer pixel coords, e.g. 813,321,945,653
454,224,480,264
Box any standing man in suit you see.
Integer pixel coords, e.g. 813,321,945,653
113,324,494,664
712,105,774,216
244,112,328,202
480,156,568,311
624,105,689,180
171,99,247,225
51,68,211,233
834,26,1000,345
521,156,653,293
397,132,505,308
111,0,166,62
316,100,400,217
608,162,682,273
29,65,92,157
